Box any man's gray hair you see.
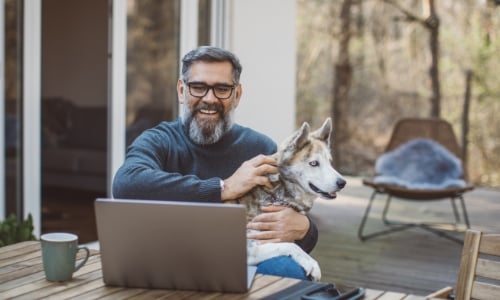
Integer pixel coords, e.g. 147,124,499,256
181,46,242,84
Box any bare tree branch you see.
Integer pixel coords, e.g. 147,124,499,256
381,0,441,117
381,0,427,26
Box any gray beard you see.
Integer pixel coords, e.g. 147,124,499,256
181,101,235,145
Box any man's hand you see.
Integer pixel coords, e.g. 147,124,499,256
221,155,278,201
246,206,310,243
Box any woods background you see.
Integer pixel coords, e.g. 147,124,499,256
296,0,500,188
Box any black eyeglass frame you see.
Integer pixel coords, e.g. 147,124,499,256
184,81,237,100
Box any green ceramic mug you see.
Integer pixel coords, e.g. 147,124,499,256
40,232,90,282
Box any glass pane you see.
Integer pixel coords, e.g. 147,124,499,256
5,0,21,218
126,0,181,146
41,0,108,243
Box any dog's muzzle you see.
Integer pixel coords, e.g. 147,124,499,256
309,183,337,199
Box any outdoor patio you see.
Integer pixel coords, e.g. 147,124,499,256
41,175,500,296
309,176,500,295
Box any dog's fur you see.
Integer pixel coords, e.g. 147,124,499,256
237,118,345,281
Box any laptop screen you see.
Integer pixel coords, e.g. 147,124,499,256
95,198,253,293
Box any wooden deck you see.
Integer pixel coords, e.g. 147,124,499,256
309,176,500,296
1,241,427,299
41,177,500,297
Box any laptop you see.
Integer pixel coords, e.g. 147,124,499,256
94,198,256,293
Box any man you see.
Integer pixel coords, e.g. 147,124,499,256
113,46,318,280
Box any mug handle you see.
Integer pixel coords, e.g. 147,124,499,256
74,246,90,272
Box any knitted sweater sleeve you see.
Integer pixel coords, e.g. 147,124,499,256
112,125,222,202
295,216,318,253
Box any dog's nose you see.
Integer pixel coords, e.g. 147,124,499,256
336,178,346,189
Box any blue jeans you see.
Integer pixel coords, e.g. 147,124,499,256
256,255,310,280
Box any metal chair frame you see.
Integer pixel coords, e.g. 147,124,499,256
358,187,471,244
358,118,474,244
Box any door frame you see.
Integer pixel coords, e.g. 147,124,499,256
23,0,42,236
108,0,126,196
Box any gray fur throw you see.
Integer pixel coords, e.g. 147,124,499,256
373,138,466,190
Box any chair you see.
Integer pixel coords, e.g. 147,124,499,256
426,229,500,300
358,118,474,243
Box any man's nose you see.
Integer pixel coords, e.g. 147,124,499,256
201,87,218,102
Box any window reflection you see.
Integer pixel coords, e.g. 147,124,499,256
5,0,21,217
126,0,181,146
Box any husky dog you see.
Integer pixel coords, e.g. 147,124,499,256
237,118,346,281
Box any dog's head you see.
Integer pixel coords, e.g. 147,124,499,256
276,118,346,201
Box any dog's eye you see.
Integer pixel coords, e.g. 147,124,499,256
309,161,319,167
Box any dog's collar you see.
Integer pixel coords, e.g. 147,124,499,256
262,183,290,206
260,173,307,213
270,197,290,207
262,185,306,213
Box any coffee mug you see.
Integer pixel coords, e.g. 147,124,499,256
40,232,90,281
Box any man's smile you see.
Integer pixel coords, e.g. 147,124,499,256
194,103,224,120
199,109,218,115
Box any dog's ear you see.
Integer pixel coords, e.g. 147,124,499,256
291,122,311,150
281,122,310,160
310,118,332,147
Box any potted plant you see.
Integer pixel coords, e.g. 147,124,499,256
0,213,36,247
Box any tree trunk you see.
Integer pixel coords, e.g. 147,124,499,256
462,70,473,178
383,0,442,118
332,0,353,170
426,0,441,118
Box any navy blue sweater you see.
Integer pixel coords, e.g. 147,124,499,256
112,119,318,252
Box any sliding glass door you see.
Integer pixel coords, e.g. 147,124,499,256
40,0,108,242
2,0,211,241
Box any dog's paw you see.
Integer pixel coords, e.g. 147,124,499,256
246,242,322,281
310,262,322,281
300,257,321,281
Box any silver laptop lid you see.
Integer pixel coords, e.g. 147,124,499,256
95,198,251,293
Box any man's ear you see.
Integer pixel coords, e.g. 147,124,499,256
233,84,242,108
177,79,185,104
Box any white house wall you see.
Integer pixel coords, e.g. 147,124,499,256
230,0,296,143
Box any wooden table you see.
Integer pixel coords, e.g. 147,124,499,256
0,241,426,299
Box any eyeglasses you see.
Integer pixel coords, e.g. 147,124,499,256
185,82,236,100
